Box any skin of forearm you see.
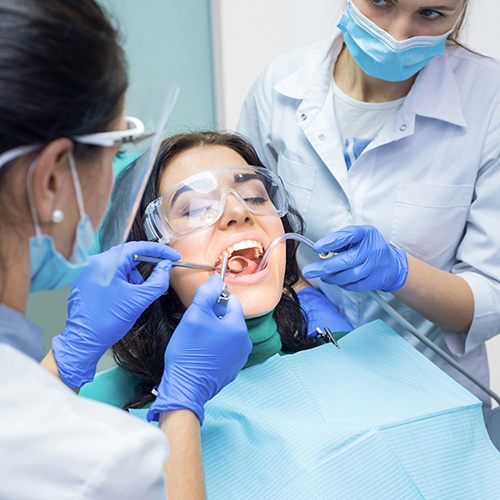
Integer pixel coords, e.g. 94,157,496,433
394,255,474,334
160,409,206,500
40,350,79,393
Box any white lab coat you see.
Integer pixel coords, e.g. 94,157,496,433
0,305,168,499
238,31,500,410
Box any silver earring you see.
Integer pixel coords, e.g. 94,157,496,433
51,209,64,224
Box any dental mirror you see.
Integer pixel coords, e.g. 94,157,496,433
227,255,249,273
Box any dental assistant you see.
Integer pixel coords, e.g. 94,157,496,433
238,0,500,413
0,1,250,498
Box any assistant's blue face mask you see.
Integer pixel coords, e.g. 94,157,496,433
337,0,454,82
28,153,95,292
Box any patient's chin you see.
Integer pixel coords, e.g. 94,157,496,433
240,290,281,319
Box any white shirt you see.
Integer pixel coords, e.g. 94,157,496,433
332,79,404,169
0,305,168,499
238,31,500,410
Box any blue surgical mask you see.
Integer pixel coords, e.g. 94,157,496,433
337,0,454,82
28,154,95,292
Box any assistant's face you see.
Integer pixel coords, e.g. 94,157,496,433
159,145,286,318
352,0,466,39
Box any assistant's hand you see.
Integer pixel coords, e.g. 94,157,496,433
148,275,252,424
297,287,352,337
52,241,180,388
302,225,408,293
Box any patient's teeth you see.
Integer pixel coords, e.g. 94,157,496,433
216,239,265,265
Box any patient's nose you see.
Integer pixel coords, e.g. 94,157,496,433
218,191,254,229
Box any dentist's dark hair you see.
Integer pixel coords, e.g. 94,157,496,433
105,131,320,411
0,0,127,295
0,0,127,158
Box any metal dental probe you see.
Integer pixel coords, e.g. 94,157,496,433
133,254,216,271
214,256,230,318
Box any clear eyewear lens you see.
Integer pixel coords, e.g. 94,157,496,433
72,116,151,147
143,166,289,243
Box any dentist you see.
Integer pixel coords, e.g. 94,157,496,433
238,0,500,415
0,1,250,498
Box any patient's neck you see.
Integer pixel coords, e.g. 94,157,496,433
244,312,281,368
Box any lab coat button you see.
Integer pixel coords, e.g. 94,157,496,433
318,133,325,141
345,204,351,212
399,124,407,131
300,113,307,121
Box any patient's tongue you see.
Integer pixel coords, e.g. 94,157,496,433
240,259,258,275
228,248,262,276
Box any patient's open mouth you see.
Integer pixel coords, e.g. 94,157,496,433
215,239,265,275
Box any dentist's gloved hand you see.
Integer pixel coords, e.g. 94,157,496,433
148,274,251,424
302,225,408,293
297,287,352,337
52,241,180,389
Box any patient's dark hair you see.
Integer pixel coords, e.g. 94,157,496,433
104,131,317,410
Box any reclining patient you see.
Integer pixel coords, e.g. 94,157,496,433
87,131,500,499
106,131,350,411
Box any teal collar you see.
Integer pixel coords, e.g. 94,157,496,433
244,312,282,368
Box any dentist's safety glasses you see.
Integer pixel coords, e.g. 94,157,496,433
143,165,289,244
86,83,180,286
0,117,151,171
73,116,151,148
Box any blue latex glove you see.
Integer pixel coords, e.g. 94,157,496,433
52,241,180,388
148,275,252,424
302,225,408,293
297,287,352,337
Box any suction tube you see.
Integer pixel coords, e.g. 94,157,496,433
256,233,315,273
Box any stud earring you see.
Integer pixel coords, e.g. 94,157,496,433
51,209,64,224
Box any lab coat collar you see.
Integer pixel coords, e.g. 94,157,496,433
404,45,467,128
274,33,467,128
274,35,343,102
0,304,44,361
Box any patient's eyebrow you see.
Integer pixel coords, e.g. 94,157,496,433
170,185,193,206
234,173,263,184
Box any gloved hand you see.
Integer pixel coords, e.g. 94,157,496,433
52,241,180,388
297,287,352,337
302,225,408,293
148,275,252,424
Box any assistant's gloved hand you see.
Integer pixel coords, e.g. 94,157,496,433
297,287,353,337
302,225,408,293
52,241,180,389
148,275,252,424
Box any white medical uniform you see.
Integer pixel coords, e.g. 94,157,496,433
0,304,168,499
238,31,500,411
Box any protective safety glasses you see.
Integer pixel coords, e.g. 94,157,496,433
0,116,148,171
73,116,152,148
143,165,289,244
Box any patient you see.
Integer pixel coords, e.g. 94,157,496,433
104,131,345,410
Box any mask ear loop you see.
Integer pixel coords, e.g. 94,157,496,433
26,150,87,245
26,156,44,244
67,152,87,221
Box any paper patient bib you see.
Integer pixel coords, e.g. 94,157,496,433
198,320,500,499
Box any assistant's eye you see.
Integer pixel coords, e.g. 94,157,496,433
420,9,444,21
371,0,390,7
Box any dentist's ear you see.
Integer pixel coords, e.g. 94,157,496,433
29,138,74,224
